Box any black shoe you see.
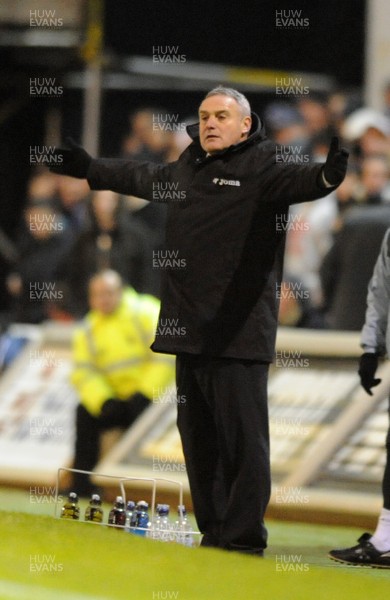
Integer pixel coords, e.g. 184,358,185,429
329,533,390,568
224,543,264,557
200,533,220,548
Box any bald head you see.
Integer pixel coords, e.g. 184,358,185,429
88,270,124,315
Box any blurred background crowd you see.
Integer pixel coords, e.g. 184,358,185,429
2,88,390,333
0,0,389,338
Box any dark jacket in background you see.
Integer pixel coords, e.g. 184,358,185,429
11,227,73,323
320,205,390,331
61,203,156,317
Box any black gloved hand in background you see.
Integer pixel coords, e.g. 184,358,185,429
358,352,381,396
322,136,349,186
49,137,92,179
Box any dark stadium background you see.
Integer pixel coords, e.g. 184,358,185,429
107,0,365,84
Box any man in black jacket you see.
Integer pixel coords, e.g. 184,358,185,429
50,87,348,555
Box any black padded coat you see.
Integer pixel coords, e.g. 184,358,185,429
87,114,336,361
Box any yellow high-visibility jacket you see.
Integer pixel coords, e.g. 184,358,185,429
71,288,175,416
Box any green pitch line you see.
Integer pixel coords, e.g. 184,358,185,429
0,508,389,600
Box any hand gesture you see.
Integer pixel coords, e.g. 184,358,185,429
323,136,349,186
49,137,92,179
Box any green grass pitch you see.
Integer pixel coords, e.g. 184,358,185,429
0,488,389,600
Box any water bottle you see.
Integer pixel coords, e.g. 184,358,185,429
61,492,80,520
175,505,194,547
125,500,135,532
147,503,162,540
133,500,150,536
159,504,173,542
108,496,126,529
85,493,103,523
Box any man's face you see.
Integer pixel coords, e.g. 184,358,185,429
89,277,122,315
198,94,252,154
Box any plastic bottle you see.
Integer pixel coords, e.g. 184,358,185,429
159,504,174,542
175,504,194,547
148,503,163,540
108,496,126,529
133,500,150,536
125,500,136,532
85,493,103,523
61,491,80,520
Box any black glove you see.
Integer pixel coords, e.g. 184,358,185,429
49,137,92,178
358,352,381,396
322,136,349,186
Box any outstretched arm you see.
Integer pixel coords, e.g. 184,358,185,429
49,137,173,201
264,136,349,205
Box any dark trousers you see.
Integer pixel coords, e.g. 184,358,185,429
176,353,270,553
73,395,149,496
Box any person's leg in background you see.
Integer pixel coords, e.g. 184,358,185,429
370,402,390,551
329,396,390,566
72,395,150,497
72,404,101,497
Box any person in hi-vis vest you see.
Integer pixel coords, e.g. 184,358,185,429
71,269,174,496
